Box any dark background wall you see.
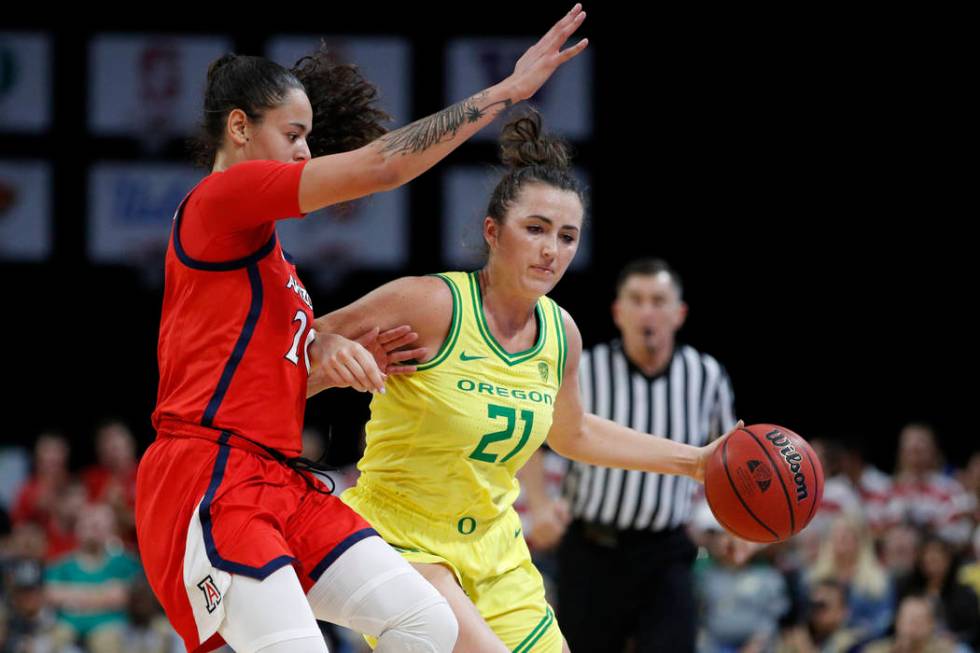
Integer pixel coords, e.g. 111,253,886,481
1,6,970,471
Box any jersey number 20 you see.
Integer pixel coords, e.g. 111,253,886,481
285,310,316,374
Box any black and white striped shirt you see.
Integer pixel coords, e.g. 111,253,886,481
564,340,736,531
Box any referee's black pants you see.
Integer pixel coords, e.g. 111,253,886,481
557,520,698,653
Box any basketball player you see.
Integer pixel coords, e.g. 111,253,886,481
312,110,742,652
135,8,589,653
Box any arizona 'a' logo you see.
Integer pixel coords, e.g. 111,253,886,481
746,460,772,492
537,361,549,383
197,575,222,614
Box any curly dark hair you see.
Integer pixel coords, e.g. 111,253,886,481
188,43,390,169
292,43,390,158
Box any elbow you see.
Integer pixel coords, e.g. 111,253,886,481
546,431,577,460
374,158,401,192
361,147,400,192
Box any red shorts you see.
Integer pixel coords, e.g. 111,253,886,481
135,422,375,653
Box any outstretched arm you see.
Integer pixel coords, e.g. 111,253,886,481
297,4,589,212
546,310,740,481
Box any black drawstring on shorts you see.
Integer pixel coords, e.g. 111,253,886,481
224,430,337,495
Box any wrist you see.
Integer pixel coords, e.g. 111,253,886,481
688,444,707,482
496,77,524,104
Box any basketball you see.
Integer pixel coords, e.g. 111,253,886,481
704,423,824,543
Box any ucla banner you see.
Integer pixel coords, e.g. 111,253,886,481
88,162,203,267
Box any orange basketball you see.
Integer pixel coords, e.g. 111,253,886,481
704,423,824,543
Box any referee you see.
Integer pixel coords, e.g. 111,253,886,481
533,258,737,652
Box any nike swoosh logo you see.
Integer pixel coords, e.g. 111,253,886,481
459,352,487,361
514,528,522,538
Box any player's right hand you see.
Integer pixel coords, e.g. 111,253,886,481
509,4,589,102
694,419,744,483
354,325,427,377
310,332,387,394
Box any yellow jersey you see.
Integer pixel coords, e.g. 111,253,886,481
349,271,568,530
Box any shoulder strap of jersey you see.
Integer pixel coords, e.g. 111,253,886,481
416,272,464,371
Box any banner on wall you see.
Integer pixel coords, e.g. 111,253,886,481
446,38,593,141
0,32,51,133
88,34,232,151
0,161,51,261
88,163,204,271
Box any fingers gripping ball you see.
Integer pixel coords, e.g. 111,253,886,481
704,424,824,543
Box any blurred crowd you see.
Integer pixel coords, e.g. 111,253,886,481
1,420,977,653
516,422,979,653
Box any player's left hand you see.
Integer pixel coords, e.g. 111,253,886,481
527,497,571,551
354,325,427,376
693,419,744,483
310,332,386,393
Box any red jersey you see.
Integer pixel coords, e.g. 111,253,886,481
151,159,313,456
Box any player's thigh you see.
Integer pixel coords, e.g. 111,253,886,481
412,561,510,653
474,558,562,653
307,536,456,648
217,564,327,653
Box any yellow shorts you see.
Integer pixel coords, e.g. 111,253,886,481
342,482,562,652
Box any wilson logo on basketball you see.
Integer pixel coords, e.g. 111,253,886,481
197,575,221,614
765,429,810,502
746,460,772,492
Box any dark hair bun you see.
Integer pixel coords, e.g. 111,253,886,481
206,53,238,84
498,108,571,171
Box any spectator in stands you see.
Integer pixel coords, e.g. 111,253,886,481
42,481,86,562
863,595,966,653
807,513,895,641
2,557,79,653
81,420,138,545
4,523,47,563
11,432,70,529
956,526,980,604
695,513,790,653
838,441,900,534
881,523,924,579
956,452,980,524
891,423,975,546
85,575,183,653
897,533,979,649
44,503,140,646
776,580,862,653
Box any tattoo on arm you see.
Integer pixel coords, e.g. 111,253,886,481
376,91,514,156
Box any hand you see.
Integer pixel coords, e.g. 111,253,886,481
527,498,571,550
693,419,744,483
309,332,387,394
353,325,427,376
509,4,589,102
